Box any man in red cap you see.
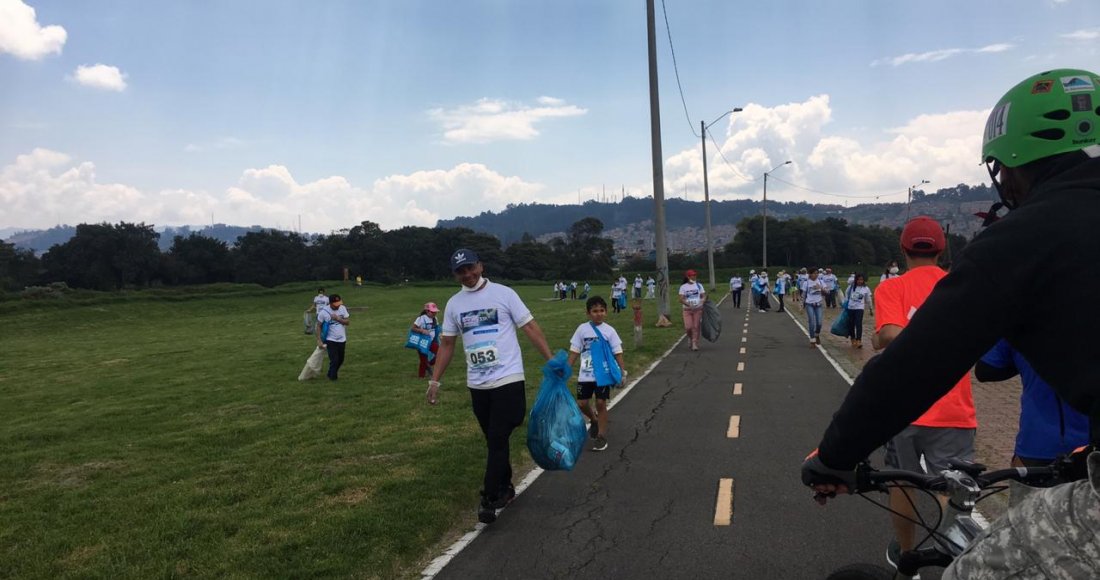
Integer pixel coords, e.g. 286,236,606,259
870,216,978,570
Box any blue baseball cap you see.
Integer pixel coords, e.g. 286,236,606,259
450,248,480,271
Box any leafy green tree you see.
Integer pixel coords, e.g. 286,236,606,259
0,240,40,291
41,222,161,290
163,234,232,285
232,230,310,287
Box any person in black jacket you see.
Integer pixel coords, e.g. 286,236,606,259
802,68,1100,579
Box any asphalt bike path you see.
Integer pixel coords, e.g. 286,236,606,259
430,299,895,579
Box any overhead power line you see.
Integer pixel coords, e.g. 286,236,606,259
766,174,909,200
660,0,698,138
705,128,756,183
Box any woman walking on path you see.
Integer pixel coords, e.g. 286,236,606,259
678,269,706,351
802,269,825,347
411,302,441,378
845,274,873,348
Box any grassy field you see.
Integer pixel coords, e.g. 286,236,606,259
0,281,688,579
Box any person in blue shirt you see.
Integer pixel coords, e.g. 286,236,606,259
773,270,788,313
975,339,1090,467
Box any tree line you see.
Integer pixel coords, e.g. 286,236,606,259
1,214,966,293
1,217,616,292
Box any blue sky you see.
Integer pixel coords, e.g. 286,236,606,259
1,0,1098,233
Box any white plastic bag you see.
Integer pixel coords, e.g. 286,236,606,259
298,346,325,381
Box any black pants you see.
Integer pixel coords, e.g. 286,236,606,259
469,381,526,501
325,340,346,379
847,309,864,340
825,290,837,308
777,293,785,312
732,289,742,307
758,292,770,310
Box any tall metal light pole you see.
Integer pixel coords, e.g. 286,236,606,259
906,179,930,222
700,108,742,291
761,160,791,270
646,0,671,326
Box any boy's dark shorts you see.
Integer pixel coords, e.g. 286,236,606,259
576,381,611,401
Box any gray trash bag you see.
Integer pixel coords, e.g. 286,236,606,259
701,300,722,342
303,311,315,335
298,346,325,381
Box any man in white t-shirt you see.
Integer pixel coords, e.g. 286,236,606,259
633,275,644,299
307,288,329,332
316,294,349,380
645,276,656,299
427,248,555,525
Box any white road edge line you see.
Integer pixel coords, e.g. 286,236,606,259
771,295,991,529
421,295,724,578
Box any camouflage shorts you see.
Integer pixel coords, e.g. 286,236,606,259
944,452,1100,580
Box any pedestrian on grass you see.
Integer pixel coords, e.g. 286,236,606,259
645,276,656,299
307,287,329,331
426,248,555,525
845,274,873,348
568,296,626,453
802,269,825,347
880,260,901,284
610,280,623,314
317,294,350,380
678,269,706,351
570,281,578,300
729,273,744,308
410,302,441,378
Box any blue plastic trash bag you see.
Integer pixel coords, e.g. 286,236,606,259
527,350,585,471
829,300,850,337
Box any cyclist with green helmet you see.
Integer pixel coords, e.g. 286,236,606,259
802,68,1100,579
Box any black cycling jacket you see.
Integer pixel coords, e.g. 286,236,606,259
818,155,1100,470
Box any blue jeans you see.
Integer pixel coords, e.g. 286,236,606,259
847,308,864,340
805,303,823,339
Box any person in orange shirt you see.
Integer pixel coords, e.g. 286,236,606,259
872,216,977,571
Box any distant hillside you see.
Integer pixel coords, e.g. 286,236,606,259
5,224,273,255
438,183,998,246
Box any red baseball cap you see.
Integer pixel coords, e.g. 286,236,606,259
685,269,698,277
901,216,945,252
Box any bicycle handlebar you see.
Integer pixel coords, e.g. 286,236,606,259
856,465,1058,494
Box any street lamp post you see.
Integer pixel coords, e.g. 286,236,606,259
762,160,791,270
906,179,930,222
700,108,742,291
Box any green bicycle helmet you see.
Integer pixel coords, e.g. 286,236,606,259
982,68,1100,168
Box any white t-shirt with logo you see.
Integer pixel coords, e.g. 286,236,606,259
730,276,743,290
442,280,534,389
569,322,624,383
318,305,349,342
803,278,825,305
414,314,436,331
313,294,329,312
847,286,872,310
678,282,705,309
634,277,643,289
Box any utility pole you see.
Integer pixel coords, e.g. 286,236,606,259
906,179,930,222
761,160,791,271
646,0,671,326
701,120,716,291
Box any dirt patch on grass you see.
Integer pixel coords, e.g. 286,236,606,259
34,460,126,488
62,543,107,570
326,486,377,505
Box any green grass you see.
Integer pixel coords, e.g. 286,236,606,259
0,282,684,579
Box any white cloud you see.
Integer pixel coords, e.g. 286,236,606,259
662,95,988,205
71,64,128,91
0,150,545,233
428,96,587,144
1062,27,1100,41
0,0,66,60
871,43,1014,67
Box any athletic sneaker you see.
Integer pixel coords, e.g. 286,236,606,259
886,540,921,579
592,436,608,451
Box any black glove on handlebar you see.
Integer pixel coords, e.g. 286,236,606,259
801,450,858,489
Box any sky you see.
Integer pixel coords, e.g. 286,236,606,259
1,0,1098,234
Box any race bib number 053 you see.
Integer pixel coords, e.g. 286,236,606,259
466,341,501,371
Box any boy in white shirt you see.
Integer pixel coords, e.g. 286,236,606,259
427,249,555,525
729,274,743,308
568,296,626,452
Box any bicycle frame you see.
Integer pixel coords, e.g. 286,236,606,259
892,470,984,577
